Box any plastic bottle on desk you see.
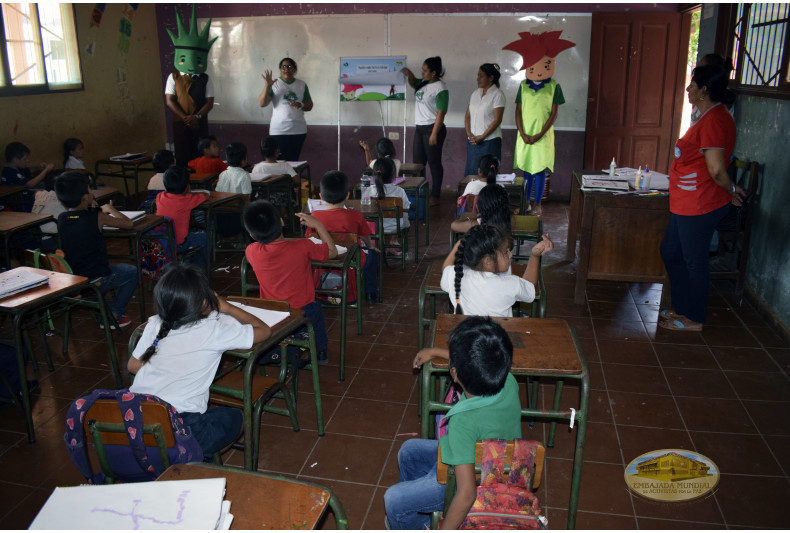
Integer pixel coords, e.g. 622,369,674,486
642,164,651,190
609,158,617,177
635,166,643,190
361,175,372,205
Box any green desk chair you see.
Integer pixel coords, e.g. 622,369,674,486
378,197,409,271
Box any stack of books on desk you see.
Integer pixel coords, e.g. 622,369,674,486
0,270,49,300
30,478,233,530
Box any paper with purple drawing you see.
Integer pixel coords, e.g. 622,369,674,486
29,478,227,530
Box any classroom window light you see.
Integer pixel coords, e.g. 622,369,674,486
0,3,82,95
727,3,790,100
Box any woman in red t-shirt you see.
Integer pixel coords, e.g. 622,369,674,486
659,62,746,332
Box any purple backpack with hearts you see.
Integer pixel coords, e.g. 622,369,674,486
64,389,203,484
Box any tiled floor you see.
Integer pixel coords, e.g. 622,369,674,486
1,194,789,529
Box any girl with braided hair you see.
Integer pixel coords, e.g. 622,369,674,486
128,264,270,457
451,181,512,237
372,157,410,239
440,224,552,316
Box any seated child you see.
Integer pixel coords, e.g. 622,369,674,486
55,172,137,328
244,200,337,364
359,137,402,176
451,181,512,236
459,153,500,199
63,138,86,170
129,263,271,457
188,135,228,175
141,149,175,210
251,137,298,179
155,167,210,267
441,224,552,317
384,316,522,529
372,158,410,240
2,142,54,211
309,170,380,304
215,142,252,237
216,142,252,197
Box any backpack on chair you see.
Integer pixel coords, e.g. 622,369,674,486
441,439,546,530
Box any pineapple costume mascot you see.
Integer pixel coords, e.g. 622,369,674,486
164,5,218,166
504,31,575,216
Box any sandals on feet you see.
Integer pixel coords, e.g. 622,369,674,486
657,316,703,332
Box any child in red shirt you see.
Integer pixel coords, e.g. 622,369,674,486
309,170,380,304
156,167,209,268
244,200,337,364
188,135,228,175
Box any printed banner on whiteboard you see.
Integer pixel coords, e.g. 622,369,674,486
339,56,406,102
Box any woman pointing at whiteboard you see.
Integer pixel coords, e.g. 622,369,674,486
259,57,314,161
401,57,448,207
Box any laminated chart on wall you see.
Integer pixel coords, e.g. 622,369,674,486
339,57,406,102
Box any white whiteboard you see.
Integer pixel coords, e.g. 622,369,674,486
203,13,590,130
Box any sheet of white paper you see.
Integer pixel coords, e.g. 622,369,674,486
228,301,290,327
495,173,516,183
308,198,329,212
29,478,226,530
218,500,233,530
308,236,348,256
461,179,486,197
103,211,145,230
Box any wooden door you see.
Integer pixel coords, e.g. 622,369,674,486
584,12,689,173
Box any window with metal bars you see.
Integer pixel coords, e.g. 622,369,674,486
0,3,82,96
727,3,790,99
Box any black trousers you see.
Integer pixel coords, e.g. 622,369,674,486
413,124,446,198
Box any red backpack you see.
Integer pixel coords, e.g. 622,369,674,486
458,439,546,530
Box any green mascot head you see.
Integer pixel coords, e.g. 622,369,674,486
166,4,217,75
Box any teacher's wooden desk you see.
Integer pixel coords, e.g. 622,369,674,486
567,170,670,304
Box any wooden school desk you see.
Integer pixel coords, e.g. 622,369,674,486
195,191,245,273
157,463,348,529
567,170,670,304
190,172,218,190
94,155,155,206
0,267,121,443
91,185,124,206
103,215,176,321
421,313,589,529
457,174,527,214
0,185,25,200
129,297,325,471
0,212,53,269
450,213,543,250
344,199,384,302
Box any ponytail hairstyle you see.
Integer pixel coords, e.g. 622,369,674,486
479,63,501,88
691,62,735,106
63,138,83,167
453,224,507,314
478,184,512,233
138,264,219,364
374,137,396,159
414,56,444,91
478,154,500,184
372,157,395,200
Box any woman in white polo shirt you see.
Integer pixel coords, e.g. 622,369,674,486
464,63,505,176
259,57,314,161
401,57,449,206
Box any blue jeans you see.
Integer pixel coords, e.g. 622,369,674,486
178,230,207,269
96,263,137,318
384,439,445,530
301,300,327,355
524,170,547,204
180,407,242,457
465,137,502,177
660,203,731,323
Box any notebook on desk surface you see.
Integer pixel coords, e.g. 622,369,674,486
0,270,49,300
102,211,145,230
109,152,147,162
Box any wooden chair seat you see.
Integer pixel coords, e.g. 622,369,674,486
209,371,282,409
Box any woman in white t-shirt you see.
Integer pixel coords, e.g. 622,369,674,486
258,57,313,161
401,57,449,207
464,63,505,176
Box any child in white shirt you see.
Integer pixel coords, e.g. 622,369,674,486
63,138,86,170
372,158,410,237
